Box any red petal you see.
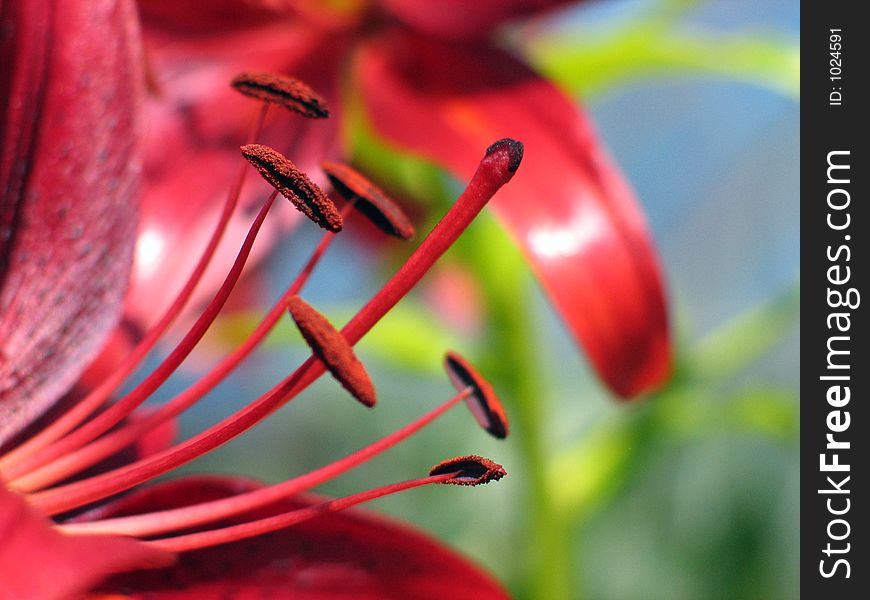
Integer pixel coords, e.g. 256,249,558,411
127,14,347,331
0,0,144,443
353,33,670,397
137,0,290,33
377,0,578,40
136,0,360,33
90,476,510,599
0,486,173,599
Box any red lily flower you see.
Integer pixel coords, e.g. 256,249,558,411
133,0,672,398
1,1,519,597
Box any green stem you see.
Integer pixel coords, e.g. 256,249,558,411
522,7,799,101
487,276,572,600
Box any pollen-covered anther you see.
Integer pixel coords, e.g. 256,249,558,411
429,455,506,486
444,351,509,439
231,71,329,118
484,138,524,173
287,295,376,407
241,144,342,232
321,161,416,240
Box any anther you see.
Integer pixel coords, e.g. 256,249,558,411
321,161,415,240
287,296,376,407
231,71,329,118
241,144,342,231
429,455,507,486
444,351,508,439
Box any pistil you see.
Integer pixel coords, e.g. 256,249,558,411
28,140,523,516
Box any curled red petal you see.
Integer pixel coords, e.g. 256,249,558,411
0,0,144,443
90,476,511,599
354,32,671,397
377,0,579,40
0,486,173,600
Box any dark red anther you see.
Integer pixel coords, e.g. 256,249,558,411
444,352,508,439
231,71,329,118
429,455,506,486
321,161,415,240
241,144,342,232
287,296,376,407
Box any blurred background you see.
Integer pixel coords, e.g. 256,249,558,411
150,0,799,598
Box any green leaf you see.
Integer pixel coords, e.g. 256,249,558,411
654,384,798,442
525,24,800,100
547,417,642,519
688,282,799,381
726,387,798,440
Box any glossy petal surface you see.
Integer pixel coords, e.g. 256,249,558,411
0,0,143,443
92,476,510,599
354,32,670,396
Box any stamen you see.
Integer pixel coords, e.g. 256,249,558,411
241,144,342,232
31,369,307,515
144,472,459,553
231,71,329,118
4,191,279,484
444,351,508,439
9,222,345,493
287,296,376,408
321,161,415,239
27,140,523,515
0,105,272,473
58,387,476,537
429,455,506,486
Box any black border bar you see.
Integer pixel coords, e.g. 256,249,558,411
802,3,868,597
